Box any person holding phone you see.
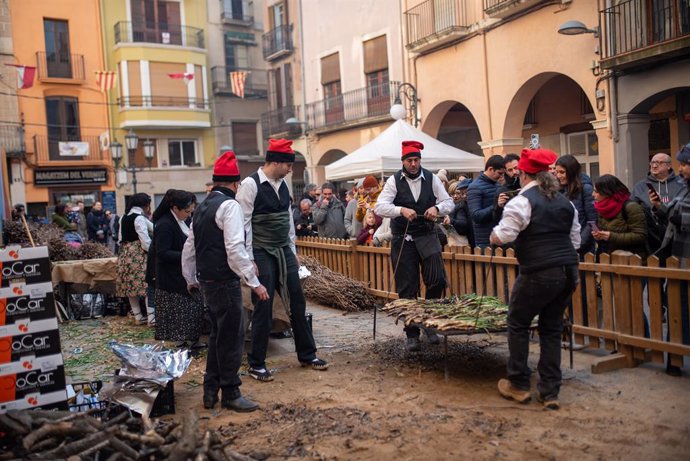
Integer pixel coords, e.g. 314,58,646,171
591,175,649,259
555,155,597,256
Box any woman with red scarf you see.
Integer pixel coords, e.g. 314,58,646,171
592,174,649,258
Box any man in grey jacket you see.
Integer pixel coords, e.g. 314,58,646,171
632,153,684,207
312,182,347,238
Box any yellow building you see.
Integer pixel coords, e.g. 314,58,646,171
100,0,214,211
8,0,114,219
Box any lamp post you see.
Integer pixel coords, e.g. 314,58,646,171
389,82,420,127
110,129,155,194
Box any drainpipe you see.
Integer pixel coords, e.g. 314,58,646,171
481,29,494,152
297,0,311,182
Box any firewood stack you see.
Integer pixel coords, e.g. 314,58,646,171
0,409,257,460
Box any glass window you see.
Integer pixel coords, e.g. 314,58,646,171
168,140,197,166
43,19,71,78
566,131,600,180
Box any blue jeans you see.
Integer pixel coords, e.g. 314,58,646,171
507,265,579,400
200,279,245,398
249,248,316,369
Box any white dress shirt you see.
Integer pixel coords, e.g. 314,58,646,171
235,167,297,259
491,181,581,249
181,191,260,288
375,169,454,219
118,206,152,252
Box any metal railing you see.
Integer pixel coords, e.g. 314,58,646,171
33,134,101,163
261,105,299,139
405,0,474,47
305,81,400,130
118,96,208,109
0,125,25,155
210,66,268,98
35,51,85,80
262,24,292,59
114,21,205,48
600,0,690,59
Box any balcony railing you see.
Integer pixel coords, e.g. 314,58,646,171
0,125,25,155
118,96,208,110
261,105,299,139
405,0,475,50
262,24,292,60
305,81,400,131
483,0,546,18
33,134,101,163
600,0,690,66
114,21,205,49
211,66,267,98
35,51,85,81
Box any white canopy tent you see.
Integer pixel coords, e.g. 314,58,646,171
324,120,485,181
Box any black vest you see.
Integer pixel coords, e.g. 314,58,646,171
120,213,140,243
514,187,579,273
193,188,240,282
391,168,437,237
250,172,291,214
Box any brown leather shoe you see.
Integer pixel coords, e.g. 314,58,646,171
497,378,531,404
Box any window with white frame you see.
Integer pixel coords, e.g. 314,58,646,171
168,140,198,167
565,131,599,180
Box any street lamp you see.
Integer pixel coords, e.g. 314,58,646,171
390,82,420,127
110,129,154,194
557,20,599,38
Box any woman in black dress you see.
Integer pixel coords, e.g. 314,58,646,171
152,189,204,347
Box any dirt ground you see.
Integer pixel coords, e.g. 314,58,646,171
61,304,690,461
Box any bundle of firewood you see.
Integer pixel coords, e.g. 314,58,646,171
0,409,257,460
299,255,378,312
2,220,63,247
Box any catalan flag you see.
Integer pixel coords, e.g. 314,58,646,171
94,70,117,92
230,71,247,99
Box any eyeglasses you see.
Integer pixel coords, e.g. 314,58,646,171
650,161,671,166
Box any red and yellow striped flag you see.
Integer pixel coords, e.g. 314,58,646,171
95,70,117,92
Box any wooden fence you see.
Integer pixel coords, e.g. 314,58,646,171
297,236,690,372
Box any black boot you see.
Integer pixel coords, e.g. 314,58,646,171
203,391,218,409
221,389,259,412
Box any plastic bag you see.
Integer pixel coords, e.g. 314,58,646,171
69,293,106,319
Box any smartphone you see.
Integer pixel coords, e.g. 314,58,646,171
646,183,656,193
588,221,600,232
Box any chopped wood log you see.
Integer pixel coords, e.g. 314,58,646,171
168,410,199,461
0,413,30,435
223,447,257,461
23,420,97,451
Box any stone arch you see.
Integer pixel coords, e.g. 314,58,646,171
423,100,483,156
317,148,347,166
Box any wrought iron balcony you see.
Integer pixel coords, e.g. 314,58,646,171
405,0,476,52
35,51,85,81
211,66,268,98
118,96,208,110
0,125,25,156
483,0,547,18
262,25,293,60
305,81,400,131
261,105,300,139
600,0,690,69
114,21,205,49
33,134,102,163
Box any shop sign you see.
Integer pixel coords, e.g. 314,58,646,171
34,169,108,186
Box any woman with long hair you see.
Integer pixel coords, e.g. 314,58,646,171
152,189,205,347
555,155,597,255
116,193,153,325
592,174,648,258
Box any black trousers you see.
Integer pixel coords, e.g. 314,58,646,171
391,234,447,338
507,265,579,400
248,247,317,369
200,278,244,399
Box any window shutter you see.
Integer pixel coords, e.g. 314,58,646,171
363,35,388,74
320,53,340,85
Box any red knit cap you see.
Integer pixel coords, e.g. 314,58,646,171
402,140,423,160
362,175,378,188
213,150,241,182
266,138,295,163
518,148,557,175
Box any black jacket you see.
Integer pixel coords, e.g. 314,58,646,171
154,212,189,295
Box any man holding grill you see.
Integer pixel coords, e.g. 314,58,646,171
490,148,581,410
375,140,454,352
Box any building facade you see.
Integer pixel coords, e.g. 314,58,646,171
101,0,215,212
7,0,114,220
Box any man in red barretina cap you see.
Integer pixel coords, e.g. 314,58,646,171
182,149,269,412
375,140,454,352
490,148,581,410
236,138,328,382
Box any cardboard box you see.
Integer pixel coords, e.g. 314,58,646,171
0,327,62,364
0,365,67,403
0,389,67,412
0,353,63,377
0,282,55,326
0,247,52,287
